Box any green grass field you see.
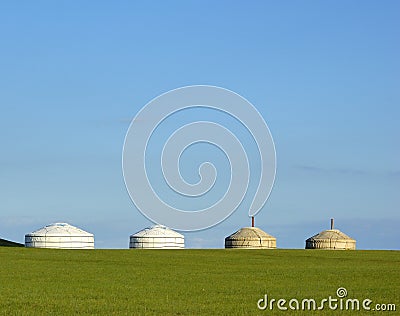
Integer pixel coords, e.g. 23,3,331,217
0,248,399,315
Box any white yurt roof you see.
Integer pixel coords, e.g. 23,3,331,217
130,225,184,239
26,222,93,237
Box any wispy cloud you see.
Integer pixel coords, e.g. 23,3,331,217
294,165,368,176
387,170,400,178
295,165,400,181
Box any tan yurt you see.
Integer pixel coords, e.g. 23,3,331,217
225,218,276,249
305,219,356,250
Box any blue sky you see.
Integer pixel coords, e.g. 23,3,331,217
1,1,399,249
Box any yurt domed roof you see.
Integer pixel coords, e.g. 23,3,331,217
26,223,93,237
306,229,354,242
130,225,183,238
226,227,275,240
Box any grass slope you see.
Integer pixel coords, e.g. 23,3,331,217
0,248,398,315
0,238,24,247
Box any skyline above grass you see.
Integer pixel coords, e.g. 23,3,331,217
0,2,399,249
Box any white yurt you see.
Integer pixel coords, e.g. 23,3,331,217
129,225,184,249
225,226,276,249
305,219,356,250
25,223,94,249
